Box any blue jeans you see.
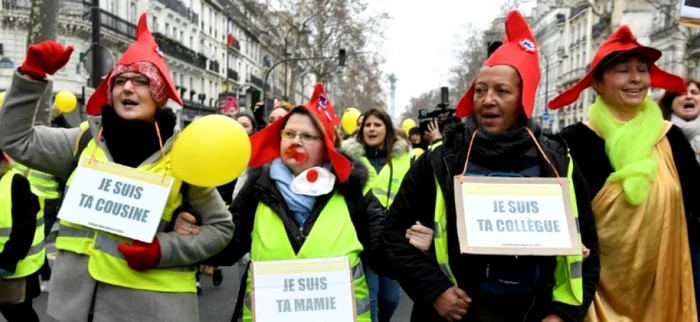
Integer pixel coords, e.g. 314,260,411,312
691,239,700,316
364,264,401,322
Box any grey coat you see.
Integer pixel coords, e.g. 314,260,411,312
0,71,234,322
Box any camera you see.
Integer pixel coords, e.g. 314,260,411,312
418,87,460,134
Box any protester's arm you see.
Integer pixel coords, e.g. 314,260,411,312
0,72,81,181
550,159,600,322
351,190,386,274
202,167,263,267
155,184,234,268
382,151,454,308
0,174,40,274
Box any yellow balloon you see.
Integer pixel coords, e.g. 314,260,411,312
341,108,362,135
401,119,417,134
171,115,251,187
55,91,77,113
0,92,5,108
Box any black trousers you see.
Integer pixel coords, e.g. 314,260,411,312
0,298,39,322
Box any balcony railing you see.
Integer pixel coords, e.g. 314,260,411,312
99,9,137,40
227,68,239,81
592,19,608,39
250,75,263,89
208,60,220,73
154,0,199,25
152,32,207,69
182,100,221,115
570,3,589,19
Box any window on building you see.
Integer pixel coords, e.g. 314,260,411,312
190,36,194,48
165,23,170,37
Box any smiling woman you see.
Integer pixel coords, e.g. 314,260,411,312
552,25,700,321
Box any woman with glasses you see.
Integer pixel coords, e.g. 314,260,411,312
182,84,386,322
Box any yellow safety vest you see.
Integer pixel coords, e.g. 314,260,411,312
54,138,196,293
12,162,60,200
432,145,584,305
242,193,371,321
0,171,46,279
360,152,412,208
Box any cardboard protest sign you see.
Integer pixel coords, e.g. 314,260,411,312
680,0,700,28
251,256,357,322
453,176,581,256
58,157,174,242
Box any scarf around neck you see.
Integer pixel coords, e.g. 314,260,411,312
463,115,538,159
269,158,316,227
587,96,662,206
100,105,176,168
671,113,700,142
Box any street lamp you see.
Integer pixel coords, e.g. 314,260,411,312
262,48,347,117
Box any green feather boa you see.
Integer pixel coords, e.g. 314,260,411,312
587,96,663,205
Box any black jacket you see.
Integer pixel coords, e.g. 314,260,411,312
204,155,387,272
382,123,600,322
0,172,41,275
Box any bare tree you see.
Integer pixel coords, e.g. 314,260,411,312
642,0,698,77
26,0,60,125
400,90,441,121
262,0,388,107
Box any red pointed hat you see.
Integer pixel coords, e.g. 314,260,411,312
455,10,540,119
548,25,686,109
86,13,182,115
248,83,352,183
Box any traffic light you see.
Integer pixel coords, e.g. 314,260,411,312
338,49,346,67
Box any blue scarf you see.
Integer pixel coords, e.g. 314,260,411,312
269,158,317,227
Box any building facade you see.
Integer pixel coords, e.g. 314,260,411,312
530,0,655,131
0,0,314,129
531,4,567,130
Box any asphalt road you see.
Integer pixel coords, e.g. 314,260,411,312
1,246,414,322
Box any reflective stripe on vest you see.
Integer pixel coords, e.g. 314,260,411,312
12,163,60,199
0,171,46,278
55,138,196,293
242,193,371,322
432,154,584,306
361,152,412,208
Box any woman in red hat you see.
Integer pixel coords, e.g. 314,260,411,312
550,25,700,321
382,10,599,322
0,13,234,322
196,84,385,322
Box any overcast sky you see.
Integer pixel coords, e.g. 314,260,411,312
372,0,535,119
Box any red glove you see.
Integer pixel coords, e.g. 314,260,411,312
117,238,162,271
20,41,74,80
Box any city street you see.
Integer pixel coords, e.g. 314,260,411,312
1,240,414,322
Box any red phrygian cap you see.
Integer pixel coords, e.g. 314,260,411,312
548,25,686,109
248,83,352,183
455,10,540,119
85,13,183,115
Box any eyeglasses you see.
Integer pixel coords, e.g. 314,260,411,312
281,130,320,142
113,76,150,88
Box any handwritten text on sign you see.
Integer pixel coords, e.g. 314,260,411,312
460,181,575,251
58,157,173,242
252,256,355,322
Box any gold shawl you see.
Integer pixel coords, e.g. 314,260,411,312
585,121,697,322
